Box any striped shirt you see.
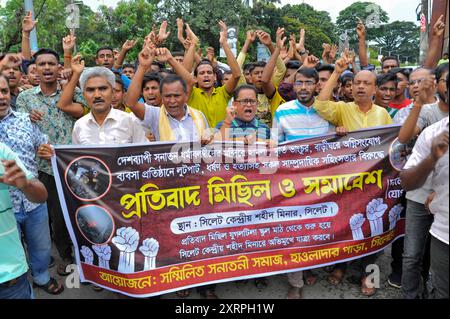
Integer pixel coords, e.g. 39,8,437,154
273,99,331,143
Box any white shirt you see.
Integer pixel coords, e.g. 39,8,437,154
143,104,209,142
72,108,148,145
404,116,449,244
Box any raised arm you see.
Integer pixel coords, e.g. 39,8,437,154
356,18,369,68
398,75,435,143
262,27,286,99
124,46,155,120
21,11,36,60
182,23,200,72
219,21,242,94
401,130,449,191
423,15,446,69
317,56,350,101
55,54,85,118
62,32,76,75
113,39,137,70
157,47,196,95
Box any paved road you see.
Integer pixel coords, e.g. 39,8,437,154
33,245,402,299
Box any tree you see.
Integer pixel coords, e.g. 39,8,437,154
336,1,389,45
279,4,336,57
373,21,420,64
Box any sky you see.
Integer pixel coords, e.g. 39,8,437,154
1,0,420,24
77,0,419,24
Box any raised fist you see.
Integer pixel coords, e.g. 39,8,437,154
81,246,94,265
92,244,112,269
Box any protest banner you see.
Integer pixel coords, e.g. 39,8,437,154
52,125,406,297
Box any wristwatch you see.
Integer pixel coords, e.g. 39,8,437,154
299,49,308,55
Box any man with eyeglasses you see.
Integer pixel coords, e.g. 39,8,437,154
216,85,270,143
398,64,449,143
272,68,331,144
395,63,448,299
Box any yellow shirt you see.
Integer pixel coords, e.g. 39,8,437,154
237,52,287,87
257,89,285,127
313,100,393,131
188,86,232,127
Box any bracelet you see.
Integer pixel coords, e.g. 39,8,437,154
22,34,30,39
64,55,72,59
223,121,232,126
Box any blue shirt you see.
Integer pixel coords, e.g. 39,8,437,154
0,110,48,213
216,118,271,140
273,99,331,143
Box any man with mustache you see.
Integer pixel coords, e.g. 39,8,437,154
15,48,88,278
66,58,148,145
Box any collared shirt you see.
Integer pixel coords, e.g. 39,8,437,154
273,99,331,143
256,90,285,127
15,85,87,175
0,143,31,283
188,86,231,128
0,110,47,213
215,118,271,140
72,108,148,145
313,100,393,131
404,117,449,244
143,104,209,142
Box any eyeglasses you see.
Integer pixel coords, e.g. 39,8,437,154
236,99,258,106
409,78,426,85
294,80,315,87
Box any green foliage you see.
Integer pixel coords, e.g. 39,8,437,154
0,0,419,67
336,1,389,44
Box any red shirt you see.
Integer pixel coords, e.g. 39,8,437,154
389,98,412,110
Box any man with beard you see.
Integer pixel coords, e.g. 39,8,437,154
15,48,87,278
375,73,399,118
273,68,331,143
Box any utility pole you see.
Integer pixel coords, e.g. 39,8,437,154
419,0,429,64
24,0,38,52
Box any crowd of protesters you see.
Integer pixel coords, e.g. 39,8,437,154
0,10,448,299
